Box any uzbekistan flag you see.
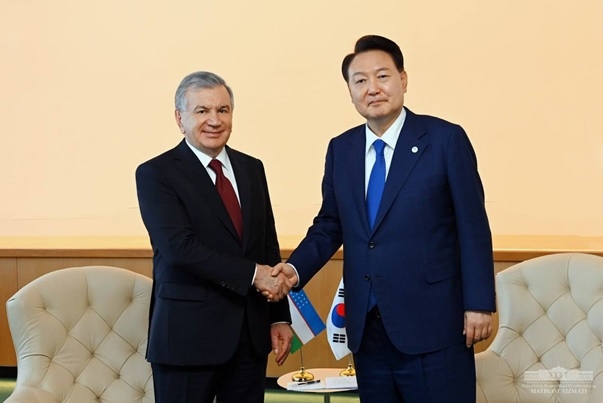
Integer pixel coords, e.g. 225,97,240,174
288,289,325,353
326,278,351,360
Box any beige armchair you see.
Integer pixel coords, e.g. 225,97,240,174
476,253,603,403
6,266,153,403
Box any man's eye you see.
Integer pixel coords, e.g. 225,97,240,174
378,75,389,79
355,78,366,84
197,110,206,114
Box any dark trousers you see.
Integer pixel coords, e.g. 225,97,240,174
151,322,268,403
354,308,476,403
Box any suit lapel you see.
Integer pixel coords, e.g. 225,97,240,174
371,109,427,232
228,148,251,248
345,126,372,234
173,141,242,243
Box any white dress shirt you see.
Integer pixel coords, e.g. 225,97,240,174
364,108,407,196
185,140,241,205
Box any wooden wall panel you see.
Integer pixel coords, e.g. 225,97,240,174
0,258,18,365
0,256,554,372
1,239,597,375
15,257,152,289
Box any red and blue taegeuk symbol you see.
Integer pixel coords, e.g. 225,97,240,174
330,303,345,328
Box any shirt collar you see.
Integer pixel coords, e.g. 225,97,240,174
185,140,234,173
365,108,407,154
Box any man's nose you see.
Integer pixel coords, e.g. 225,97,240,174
207,112,221,125
367,78,380,94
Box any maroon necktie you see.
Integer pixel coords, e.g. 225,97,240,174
208,159,243,239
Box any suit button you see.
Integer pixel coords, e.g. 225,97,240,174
368,241,375,249
221,281,227,287
364,275,370,281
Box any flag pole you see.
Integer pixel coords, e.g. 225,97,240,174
291,346,315,381
339,354,356,377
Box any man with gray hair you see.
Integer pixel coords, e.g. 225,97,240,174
136,71,294,403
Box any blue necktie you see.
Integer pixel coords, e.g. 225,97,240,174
366,139,386,229
366,139,386,311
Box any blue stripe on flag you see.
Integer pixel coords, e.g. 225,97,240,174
289,290,326,336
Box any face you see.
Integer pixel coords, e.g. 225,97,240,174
347,50,408,135
175,85,233,158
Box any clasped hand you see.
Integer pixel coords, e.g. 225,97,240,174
253,263,298,302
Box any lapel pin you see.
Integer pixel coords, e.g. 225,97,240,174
411,146,418,153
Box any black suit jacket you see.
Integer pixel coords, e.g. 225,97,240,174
136,140,290,366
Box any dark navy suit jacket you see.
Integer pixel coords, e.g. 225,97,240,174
288,108,496,354
136,140,290,366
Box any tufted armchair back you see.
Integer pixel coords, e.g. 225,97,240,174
5,266,153,403
476,253,603,403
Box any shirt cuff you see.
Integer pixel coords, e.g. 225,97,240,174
251,265,257,285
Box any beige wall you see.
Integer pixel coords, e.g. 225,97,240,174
1,0,602,237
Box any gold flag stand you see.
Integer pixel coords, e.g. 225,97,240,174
339,355,356,377
291,346,315,381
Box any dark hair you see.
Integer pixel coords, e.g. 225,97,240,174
341,35,404,82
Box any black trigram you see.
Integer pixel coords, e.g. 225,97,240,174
337,288,344,298
332,333,346,344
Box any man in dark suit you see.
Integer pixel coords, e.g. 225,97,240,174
136,71,293,403
271,35,496,402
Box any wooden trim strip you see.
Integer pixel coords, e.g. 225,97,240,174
1,235,602,262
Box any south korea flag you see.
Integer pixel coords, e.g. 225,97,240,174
326,278,351,360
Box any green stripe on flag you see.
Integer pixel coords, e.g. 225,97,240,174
290,332,303,354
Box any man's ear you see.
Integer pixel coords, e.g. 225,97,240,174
175,110,185,134
401,70,408,93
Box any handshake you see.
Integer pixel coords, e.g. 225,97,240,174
253,263,298,302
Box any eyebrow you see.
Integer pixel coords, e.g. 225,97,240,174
351,67,391,77
192,105,231,112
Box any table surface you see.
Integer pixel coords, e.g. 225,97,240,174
277,367,358,394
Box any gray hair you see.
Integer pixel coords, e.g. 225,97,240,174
174,71,234,111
